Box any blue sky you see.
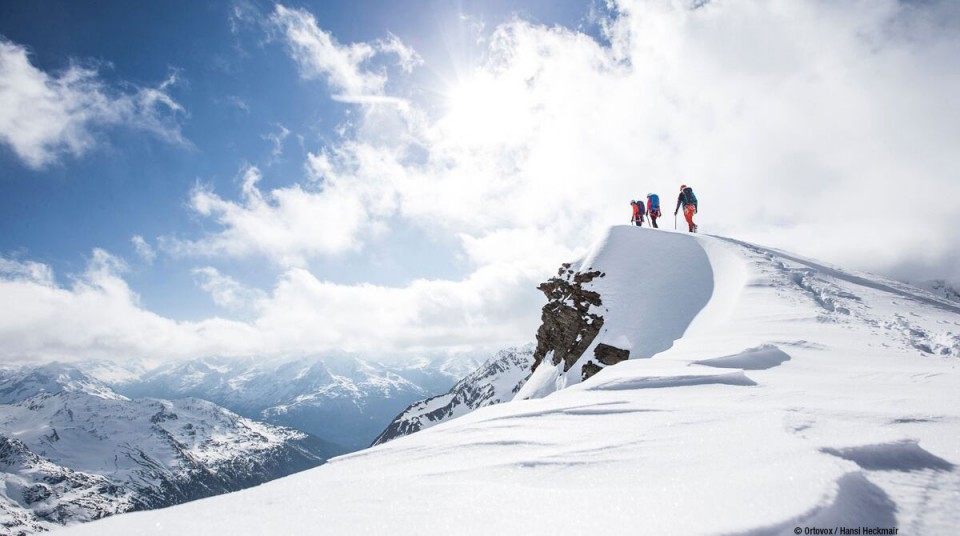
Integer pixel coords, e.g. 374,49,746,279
2,0,959,362
0,0,604,321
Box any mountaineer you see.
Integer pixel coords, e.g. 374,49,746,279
674,185,698,233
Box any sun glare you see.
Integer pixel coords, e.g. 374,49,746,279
441,74,527,146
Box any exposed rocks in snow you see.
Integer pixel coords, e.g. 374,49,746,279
532,264,605,373
580,361,602,381
594,343,630,366
581,343,630,381
533,265,633,382
0,435,132,535
520,227,714,399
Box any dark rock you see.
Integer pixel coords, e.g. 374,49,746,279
532,269,605,372
531,264,634,383
581,361,602,381
23,484,52,504
594,343,630,366
150,407,179,424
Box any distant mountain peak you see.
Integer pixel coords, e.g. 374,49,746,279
372,345,535,446
0,368,335,534
83,354,473,451
0,363,126,404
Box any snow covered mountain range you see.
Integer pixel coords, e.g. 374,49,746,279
63,226,960,535
372,345,535,446
0,364,335,535
90,355,479,451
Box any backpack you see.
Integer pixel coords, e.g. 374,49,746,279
647,194,659,210
681,187,697,206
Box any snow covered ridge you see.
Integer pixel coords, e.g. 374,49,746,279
0,365,335,535
373,229,718,443
371,345,535,446
518,226,714,399
915,279,960,304
0,364,125,404
93,354,479,451
63,227,960,535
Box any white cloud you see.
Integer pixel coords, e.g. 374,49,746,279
0,250,258,362
160,165,370,266
597,0,960,280
271,5,385,97
270,4,422,99
131,235,157,264
376,32,424,73
0,39,188,169
155,0,960,357
0,257,55,286
0,249,538,361
226,95,250,113
249,263,541,354
330,94,410,107
7,1,960,361
263,123,291,157
192,266,266,312
261,0,960,282
228,0,259,36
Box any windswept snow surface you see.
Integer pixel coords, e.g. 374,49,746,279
65,228,960,535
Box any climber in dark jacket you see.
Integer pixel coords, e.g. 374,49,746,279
674,184,698,233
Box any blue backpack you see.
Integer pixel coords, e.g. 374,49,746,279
647,194,660,210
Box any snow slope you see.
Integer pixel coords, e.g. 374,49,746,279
64,227,960,535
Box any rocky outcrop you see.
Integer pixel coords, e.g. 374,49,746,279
531,264,606,372
580,361,602,381
579,343,631,381
531,265,631,382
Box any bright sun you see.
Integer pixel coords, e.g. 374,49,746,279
441,73,528,146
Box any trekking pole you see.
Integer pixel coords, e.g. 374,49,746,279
674,212,677,230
